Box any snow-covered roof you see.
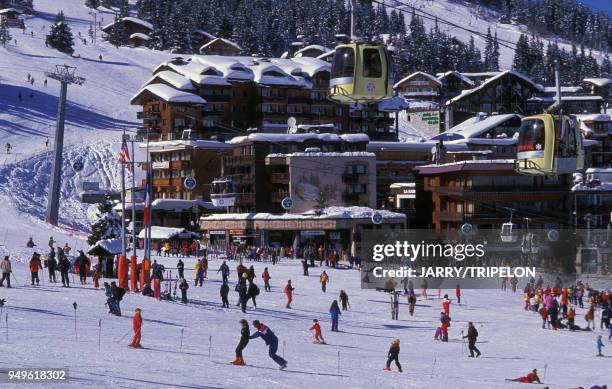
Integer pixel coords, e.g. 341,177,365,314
560,95,602,101
460,71,502,78
144,139,232,152
129,33,150,41
366,141,468,152
228,133,369,144
446,70,542,105
267,151,375,158
192,29,216,40
201,206,406,221
583,78,612,87
88,238,123,255
431,113,521,141
138,226,199,240
577,114,611,122
404,99,440,110
102,16,153,32
251,62,309,87
436,71,474,86
115,198,218,212
394,71,441,89
199,37,242,52
542,86,582,93
316,50,335,60
390,182,415,189
0,8,20,14
293,44,331,57
144,71,194,91
130,84,206,104
378,96,410,112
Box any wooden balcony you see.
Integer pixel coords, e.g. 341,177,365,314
236,192,255,204
270,172,289,184
271,190,289,202
226,155,255,167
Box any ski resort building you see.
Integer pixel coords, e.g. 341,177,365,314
142,139,231,200
200,207,406,255
223,132,370,213
394,71,441,100
417,158,573,232
198,38,242,56
0,7,21,27
131,55,398,142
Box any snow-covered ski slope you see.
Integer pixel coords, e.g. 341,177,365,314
0,253,609,389
389,0,609,67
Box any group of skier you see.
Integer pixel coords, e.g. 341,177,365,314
522,279,611,356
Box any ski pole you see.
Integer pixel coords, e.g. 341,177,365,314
5,313,8,343
179,328,184,351
543,363,548,382
98,319,101,351
208,335,212,359
337,350,340,374
73,302,78,340
282,340,285,358
430,357,437,377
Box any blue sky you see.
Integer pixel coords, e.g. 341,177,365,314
579,0,612,15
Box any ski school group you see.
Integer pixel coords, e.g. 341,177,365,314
521,276,611,357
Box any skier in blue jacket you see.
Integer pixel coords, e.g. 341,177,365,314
249,320,288,369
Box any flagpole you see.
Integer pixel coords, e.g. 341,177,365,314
145,131,151,260
121,130,127,258
130,138,137,255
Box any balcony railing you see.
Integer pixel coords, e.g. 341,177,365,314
271,190,289,202
270,172,289,184
342,173,368,183
236,192,256,203
137,111,161,119
226,155,255,166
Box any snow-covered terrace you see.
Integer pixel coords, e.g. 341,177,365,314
228,133,369,145
200,206,406,221
431,113,521,141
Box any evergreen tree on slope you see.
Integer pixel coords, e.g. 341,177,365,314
46,11,75,54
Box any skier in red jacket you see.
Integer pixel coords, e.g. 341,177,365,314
509,369,542,384
129,308,143,348
309,319,325,344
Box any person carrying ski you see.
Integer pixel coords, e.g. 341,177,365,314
249,320,287,369
26,237,35,248
463,322,481,357
129,308,143,348
320,271,329,293
329,300,341,332
218,261,230,284
176,259,184,279
232,319,250,365
310,319,325,344
76,250,88,284
220,281,230,308
383,339,402,372
597,335,605,357
59,253,70,287
179,278,189,304
0,256,11,288
247,279,260,309
262,267,271,292
339,290,350,311
29,252,42,285
509,369,541,384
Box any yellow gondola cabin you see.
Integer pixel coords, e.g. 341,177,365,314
329,43,394,104
516,114,583,175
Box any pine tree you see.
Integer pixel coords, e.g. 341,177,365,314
46,11,75,54
600,54,611,78
0,17,11,48
483,27,493,71
490,32,500,71
512,34,531,74
107,14,128,47
87,196,122,246
85,0,100,9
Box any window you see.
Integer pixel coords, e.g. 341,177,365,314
518,119,545,154
347,184,367,194
331,47,355,79
363,48,382,78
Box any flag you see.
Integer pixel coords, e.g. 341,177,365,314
143,169,152,228
118,137,132,172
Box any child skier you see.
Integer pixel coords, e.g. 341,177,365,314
383,339,402,372
232,319,249,366
443,294,451,315
339,290,350,310
508,369,541,384
310,319,326,344
284,280,294,309
220,282,230,308
319,271,329,293
408,292,416,316
455,284,461,304
329,300,341,332
179,278,189,304
262,267,271,292
597,335,605,357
